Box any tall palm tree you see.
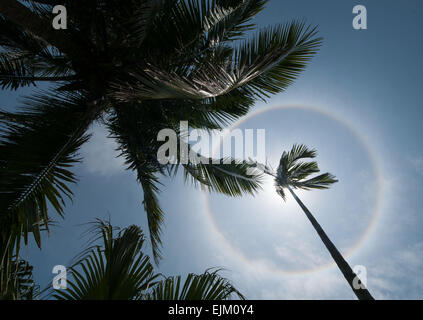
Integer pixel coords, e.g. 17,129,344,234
50,220,244,300
0,0,323,262
257,144,374,300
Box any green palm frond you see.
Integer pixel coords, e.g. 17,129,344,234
106,105,166,263
0,230,38,300
275,185,287,201
124,0,164,47
111,20,321,101
0,16,74,90
208,0,268,42
274,144,337,200
139,173,165,264
145,269,245,300
0,257,37,300
283,144,317,168
1,1,323,271
49,220,244,300
0,14,46,52
52,220,157,300
0,51,32,90
0,49,75,90
288,161,320,181
139,0,258,60
293,172,338,190
128,90,255,131
106,102,263,262
0,92,91,246
231,21,322,99
183,156,263,197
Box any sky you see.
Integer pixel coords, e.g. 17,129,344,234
2,0,423,299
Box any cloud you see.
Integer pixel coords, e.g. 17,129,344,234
408,156,423,175
367,242,423,299
273,238,330,270
80,124,126,176
222,256,354,300
205,222,356,299
212,240,423,299
257,271,351,300
205,195,423,300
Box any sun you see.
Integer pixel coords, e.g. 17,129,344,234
260,175,295,208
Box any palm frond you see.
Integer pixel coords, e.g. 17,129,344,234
0,91,91,247
0,257,37,300
52,221,157,300
0,51,32,90
208,0,268,42
288,161,319,181
293,172,338,190
145,269,245,300
274,185,286,201
125,0,164,47
285,143,317,167
106,105,166,264
274,144,337,198
237,22,321,99
0,15,74,90
111,20,321,101
0,229,38,300
49,220,244,300
182,151,263,197
139,173,165,265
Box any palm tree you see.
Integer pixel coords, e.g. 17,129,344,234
50,220,244,300
256,144,374,300
0,0,322,262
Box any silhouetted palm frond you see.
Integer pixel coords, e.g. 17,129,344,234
274,144,337,200
0,0,322,261
0,92,91,245
0,231,37,300
111,21,322,101
106,104,262,262
52,220,157,300
50,220,244,300
145,269,244,300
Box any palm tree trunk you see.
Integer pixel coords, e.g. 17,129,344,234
0,0,83,60
287,186,374,300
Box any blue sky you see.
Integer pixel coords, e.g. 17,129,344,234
2,0,423,299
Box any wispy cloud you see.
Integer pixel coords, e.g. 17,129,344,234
408,156,423,176
368,242,423,299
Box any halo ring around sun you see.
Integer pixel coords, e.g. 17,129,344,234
201,104,384,275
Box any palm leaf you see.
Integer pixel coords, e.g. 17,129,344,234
293,172,338,190
139,173,165,264
274,144,337,199
49,220,244,300
52,220,157,300
111,20,321,101
0,15,74,90
106,105,166,263
183,156,263,197
0,91,91,247
145,269,245,300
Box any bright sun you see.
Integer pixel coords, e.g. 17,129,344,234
259,174,308,217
